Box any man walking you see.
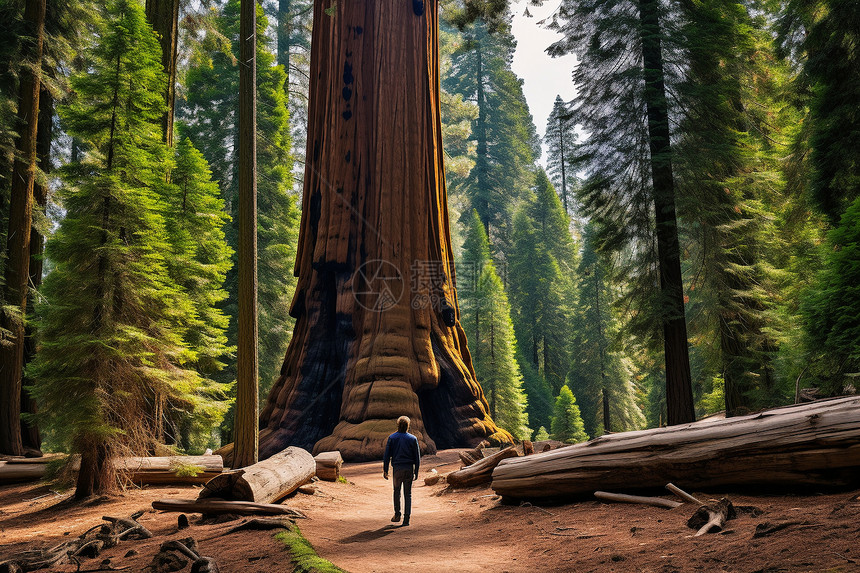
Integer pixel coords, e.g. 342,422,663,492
383,416,421,526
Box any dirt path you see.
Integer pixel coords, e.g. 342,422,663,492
289,450,523,573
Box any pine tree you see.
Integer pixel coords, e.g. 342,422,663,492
442,16,539,245
508,171,576,393
460,210,530,439
28,0,200,496
182,0,299,417
533,426,549,441
550,385,588,443
568,223,644,435
803,196,860,394
549,0,695,424
544,95,577,213
159,138,233,450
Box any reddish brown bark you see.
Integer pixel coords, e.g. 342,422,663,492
234,0,259,469
257,0,511,461
0,0,46,456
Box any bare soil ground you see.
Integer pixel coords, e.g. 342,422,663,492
2,449,859,572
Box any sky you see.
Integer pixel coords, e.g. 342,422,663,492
508,0,579,166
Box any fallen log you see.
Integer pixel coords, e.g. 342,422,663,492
313,451,343,481
666,482,704,505
594,491,683,509
447,447,519,488
492,396,860,500
0,455,224,485
198,447,314,503
152,498,306,518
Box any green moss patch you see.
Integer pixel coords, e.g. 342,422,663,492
275,525,347,573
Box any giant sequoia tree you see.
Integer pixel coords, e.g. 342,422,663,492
257,0,511,461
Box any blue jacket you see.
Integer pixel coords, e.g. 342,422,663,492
383,431,420,474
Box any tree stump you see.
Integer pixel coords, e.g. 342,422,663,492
313,451,343,481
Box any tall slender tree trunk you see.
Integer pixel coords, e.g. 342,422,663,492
474,41,490,236
638,0,694,425
277,0,291,89
20,84,53,454
234,0,259,469
145,0,180,146
595,268,610,433
257,0,510,461
0,0,46,456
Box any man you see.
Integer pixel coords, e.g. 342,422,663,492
383,415,421,526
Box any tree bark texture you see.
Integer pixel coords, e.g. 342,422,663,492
20,84,52,454
199,446,314,503
145,0,180,146
257,0,511,462
234,0,259,469
0,0,46,456
491,396,860,500
637,0,695,425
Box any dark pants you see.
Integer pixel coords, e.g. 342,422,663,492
392,468,413,517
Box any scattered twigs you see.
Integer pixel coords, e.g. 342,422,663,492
594,491,683,510
665,483,703,505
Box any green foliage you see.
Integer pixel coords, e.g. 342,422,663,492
182,0,300,417
544,95,577,213
28,0,204,486
459,210,530,439
508,172,576,393
275,526,347,573
533,426,549,441
442,17,539,246
550,385,589,444
803,196,860,393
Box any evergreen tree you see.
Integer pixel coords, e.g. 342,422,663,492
182,0,299,415
443,16,539,246
460,210,530,439
533,426,549,441
508,171,576,392
28,0,200,496
549,0,695,424
159,138,233,450
544,95,577,213
550,385,588,443
803,196,860,394
568,223,644,435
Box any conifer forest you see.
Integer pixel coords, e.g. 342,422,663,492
1,1,860,568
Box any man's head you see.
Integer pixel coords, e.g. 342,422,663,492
397,416,410,433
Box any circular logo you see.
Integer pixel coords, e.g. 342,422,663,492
352,259,404,312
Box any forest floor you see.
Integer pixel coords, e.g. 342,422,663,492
1,448,859,572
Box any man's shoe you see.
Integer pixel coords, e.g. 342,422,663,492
391,513,401,523
402,517,410,526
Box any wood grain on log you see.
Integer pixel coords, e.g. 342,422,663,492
491,397,860,500
314,451,343,481
447,447,519,488
254,0,512,462
199,447,314,503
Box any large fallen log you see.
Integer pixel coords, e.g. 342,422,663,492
447,447,519,488
198,447,315,503
0,455,224,485
491,396,860,500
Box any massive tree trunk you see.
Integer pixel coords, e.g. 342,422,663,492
0,0,46,456
145,0,180,146
637,0,695,425
257,0,511,462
